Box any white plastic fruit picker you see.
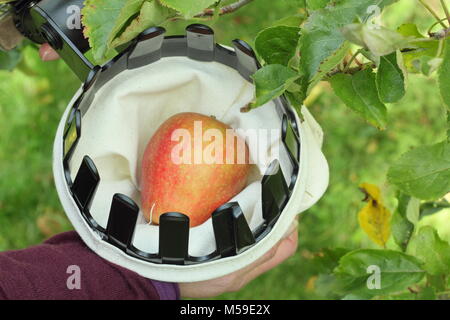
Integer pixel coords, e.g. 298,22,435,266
11,0,330,282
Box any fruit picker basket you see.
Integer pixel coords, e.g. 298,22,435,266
10,0,329,282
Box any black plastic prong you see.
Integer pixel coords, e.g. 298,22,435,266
212,203,235,257
63,109,81,162
159,212,190,265
282,114,300,164
232,39,259,81
128,27,166,69
212,202,255,257
106,194,139,250
186,24,214,61
71,155,100,210
261,160,289,224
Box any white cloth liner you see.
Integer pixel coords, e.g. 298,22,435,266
69,56,294,257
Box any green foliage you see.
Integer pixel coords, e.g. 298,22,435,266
254,26,300,65
250,64,300,108
158,0,217,18
330,69,387,129
342,23,409,57
376,52,406,103
391,193,419,251
409,226,450,275
387,141,450,200
334,249,425,297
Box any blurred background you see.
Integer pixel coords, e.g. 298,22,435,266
0,0,448,299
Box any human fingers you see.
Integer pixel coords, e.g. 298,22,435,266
39,43,59,61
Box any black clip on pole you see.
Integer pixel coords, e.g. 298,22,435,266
14,0,94,81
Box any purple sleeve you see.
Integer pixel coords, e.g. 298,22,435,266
0,231,180,300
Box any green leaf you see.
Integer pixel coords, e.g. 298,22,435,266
409,226,450,275
251,64,300,108
342,23,409,57
376,52,406,103
387,141,450,200
420,199,450,217
255,26,301,66
299,0,398,84
392,193,419,251
334,249,425,296
110,0,175,47
414,56,443,77
397,23,439,74
0,49,21,71
310,40,350,89
330,69,387,129
158,0,217,18
439,39,450,111
82,0,146,63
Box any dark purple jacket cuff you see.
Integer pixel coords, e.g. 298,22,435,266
0,231,180,300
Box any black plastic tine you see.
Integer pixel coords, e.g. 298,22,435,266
232,39,259,81
128,26,166,69
261,160,289,225
282,114,300,164
71,155,100,210
186,24,215,61
63,108,81,162
212,203,236,257
159,212,190,265
106,194,139,250
212,202,255,257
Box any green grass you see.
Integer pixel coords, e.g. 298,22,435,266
0,0,448,300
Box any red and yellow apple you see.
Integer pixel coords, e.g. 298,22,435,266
141,112,251,227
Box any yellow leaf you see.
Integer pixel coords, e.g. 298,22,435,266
358,183,391,247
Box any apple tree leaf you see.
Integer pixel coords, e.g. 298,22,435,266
330,68,387,129
255,26,301,66
82,0,146,63
376,51,406,103
341,23,410,57
387,141,450,200
250,64,300,108
158,0,217,18
409,226,450,276
391,193,419,251
110,0,176,47
334,249,425,296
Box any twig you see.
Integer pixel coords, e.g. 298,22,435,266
419,0,448,28
428,17,449,34
195,0,255,17
441,0,450,25
343,50,362,73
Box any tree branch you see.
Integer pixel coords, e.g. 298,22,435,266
195,0,256,18
441,0,450,26
419,0,448,28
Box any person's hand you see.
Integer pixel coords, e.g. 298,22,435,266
39,43,59,61
179,222,298,298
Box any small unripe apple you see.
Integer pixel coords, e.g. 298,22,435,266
141,112,251,227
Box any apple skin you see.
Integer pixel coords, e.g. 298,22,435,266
141,112,251,227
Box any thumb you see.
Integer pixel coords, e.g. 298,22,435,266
39,43,60,61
